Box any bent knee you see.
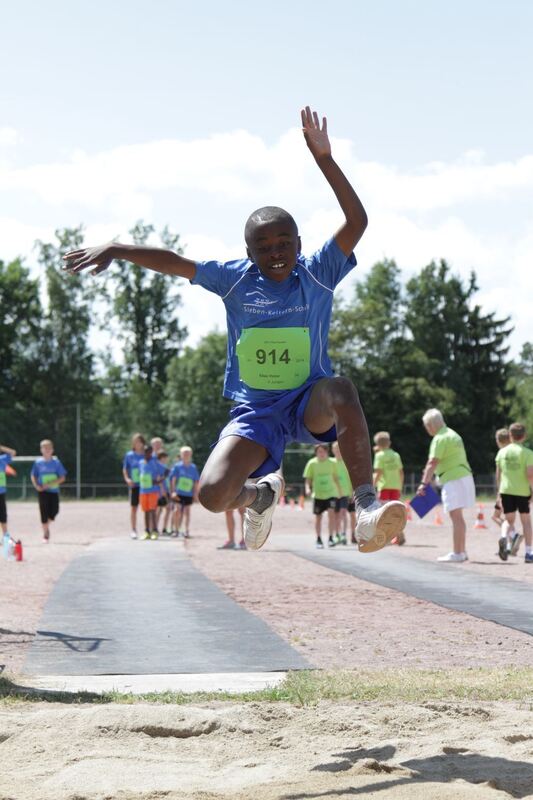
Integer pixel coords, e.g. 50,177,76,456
198,480,232,513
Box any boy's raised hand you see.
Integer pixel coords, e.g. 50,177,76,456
301,106,331,160
62,243,115,276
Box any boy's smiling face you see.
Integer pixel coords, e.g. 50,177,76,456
246,221,301,283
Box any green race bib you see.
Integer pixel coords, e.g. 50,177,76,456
42,473,57,485
140,473,153,490
177,476,194,493
0,473,5,488
236,327,310,390
131,467,140,483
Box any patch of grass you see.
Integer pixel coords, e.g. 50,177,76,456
2,668,533,707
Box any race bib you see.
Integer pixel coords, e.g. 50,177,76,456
0,473,5,488
42,473,57,485
131,467,140,483
236,327,310,390
177,476,194,493
140,473,153,489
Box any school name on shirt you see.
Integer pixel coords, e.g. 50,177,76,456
244,303,310,317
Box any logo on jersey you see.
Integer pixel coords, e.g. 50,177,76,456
243,290,278,308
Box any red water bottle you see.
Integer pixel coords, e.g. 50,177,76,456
14,540,23,561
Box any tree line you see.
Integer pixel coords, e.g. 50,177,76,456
0,222,530,485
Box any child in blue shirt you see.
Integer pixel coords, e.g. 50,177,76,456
0,443,17,540
156,450,172,534
139,444,166,539
30,439,67,542
122,432,146,539
170,446,200,538
64,107,407,552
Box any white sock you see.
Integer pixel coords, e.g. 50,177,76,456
526,546,533,555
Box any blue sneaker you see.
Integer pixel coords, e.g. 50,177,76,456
525,553,533,564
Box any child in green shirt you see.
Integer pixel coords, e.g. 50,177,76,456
373,431,405,545
303,444,342,549
495,422,533,563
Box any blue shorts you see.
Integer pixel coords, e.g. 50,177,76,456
217,381,337,478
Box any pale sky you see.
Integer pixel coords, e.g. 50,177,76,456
1,0,532,355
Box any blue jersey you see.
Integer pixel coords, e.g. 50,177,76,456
0,453,13,495
31,457,67,494
192,237,356,404
170,461,200,497
139,458,166,495
122,450,144,486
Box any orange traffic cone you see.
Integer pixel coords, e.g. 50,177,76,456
433,507,444,525
474,504,488,529
405,499,412,521
297,494,305,511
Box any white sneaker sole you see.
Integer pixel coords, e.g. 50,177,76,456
358,501,407,553
244,474,285,551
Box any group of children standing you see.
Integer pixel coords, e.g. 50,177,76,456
302,432,404,548
122,434,200,540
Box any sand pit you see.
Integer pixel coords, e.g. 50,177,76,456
1,699,532,799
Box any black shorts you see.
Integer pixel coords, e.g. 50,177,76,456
0,495,6,524
130,486,140,507
347,500,355,513
39,491,59,524
177,495,193,507
157,496,168,507
500,494,530,515
335,496,349,512
313,497,336,515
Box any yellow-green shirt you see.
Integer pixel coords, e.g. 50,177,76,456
496,443,533,497
373,448,403,491
334,458,352,498
303,457,339,500
429,426,472,483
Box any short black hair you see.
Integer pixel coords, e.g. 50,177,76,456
244,206,298,246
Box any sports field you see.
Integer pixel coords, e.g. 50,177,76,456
1,501,532,799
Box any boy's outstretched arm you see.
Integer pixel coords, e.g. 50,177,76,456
301,106,368,256
63,243,196,280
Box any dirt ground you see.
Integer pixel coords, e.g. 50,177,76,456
1,500,533,800
1,699,532,799
2,500,533,673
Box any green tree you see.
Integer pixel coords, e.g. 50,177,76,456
508,343,533,439
164,332,230,467
110,221,187,386
405,261,513,472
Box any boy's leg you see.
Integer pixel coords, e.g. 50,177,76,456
327,507,335,540
315,509,322,538
184,504,191,535
199,435,284,550
303,377,406,551
225,510,236,544
520,512,532,547
199,435,269,512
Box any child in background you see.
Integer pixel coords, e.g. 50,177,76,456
0,443,17,541
495,422,533,563
139,444,163,540
493,428,517,559
373,431,405,545
303,444,342,549
122,432,146,539
30,439,67,542
151,437,164,457
156,450,172,534
170,446,200,538
331,441,354,546
219,507,246,550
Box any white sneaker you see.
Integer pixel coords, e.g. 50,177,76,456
244,474,285,551
130,531,138,540
355,500,407,553
437,551,468,562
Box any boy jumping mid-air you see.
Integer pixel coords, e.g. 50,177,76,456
63,107,407,552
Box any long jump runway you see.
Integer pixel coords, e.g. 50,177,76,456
293,547,533,636
24,540,310,676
